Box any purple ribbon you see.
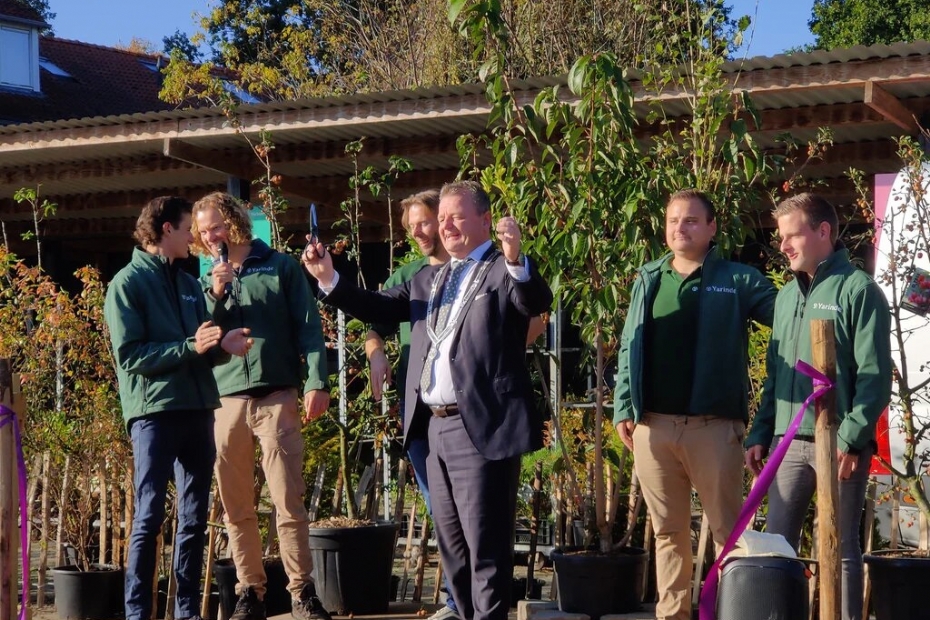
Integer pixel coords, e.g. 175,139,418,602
0,403,29,620
698,360,834,620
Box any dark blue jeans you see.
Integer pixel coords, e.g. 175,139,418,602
407,435,457,612
126,410,216,620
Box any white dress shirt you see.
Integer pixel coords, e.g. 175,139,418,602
318,240,530,407
420,240,529,406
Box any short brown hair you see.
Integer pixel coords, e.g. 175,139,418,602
774,193,838,244
400,190,440,230
668,189,715,222
190,192,253,257
133,196,193,247
439,180,491,215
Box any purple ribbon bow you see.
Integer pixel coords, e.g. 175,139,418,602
0,403,29,620
698,360,834,620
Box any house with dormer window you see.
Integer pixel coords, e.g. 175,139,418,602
0,0,173,125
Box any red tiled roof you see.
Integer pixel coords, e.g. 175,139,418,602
0,37,177,125
0,0,45,24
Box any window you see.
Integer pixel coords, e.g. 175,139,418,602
222,80,262,105
0,24,38,90
39,56,70,77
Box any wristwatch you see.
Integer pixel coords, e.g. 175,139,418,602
506,254,525,266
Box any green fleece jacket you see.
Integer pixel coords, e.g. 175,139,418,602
202,239,328,396
105,248,221,426
745,248,892,453
613,248,776,424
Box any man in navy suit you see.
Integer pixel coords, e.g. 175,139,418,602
302,181,552,620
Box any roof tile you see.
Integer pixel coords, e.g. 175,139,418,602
0,36,175,125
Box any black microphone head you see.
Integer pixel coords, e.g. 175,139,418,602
218,241,229,262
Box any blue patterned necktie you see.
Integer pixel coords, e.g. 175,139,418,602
420,259,470,395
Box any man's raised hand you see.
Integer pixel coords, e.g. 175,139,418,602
301,235,336,286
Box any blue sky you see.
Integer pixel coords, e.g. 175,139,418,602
52,0,816,59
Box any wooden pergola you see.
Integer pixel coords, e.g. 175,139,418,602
3,41,930,282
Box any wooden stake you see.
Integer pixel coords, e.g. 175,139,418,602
811,319,840,620
165,495,179,620
98,458,108,566
861,479,877,620
399,497,417,602
307,464,326,523
526,461,543,598
111,475,121,568
0,360,18,620
201,489,222,620
36,453,50,607
691,513,711,608
124,467,134,564
55,455,70,568
151,530,163,620
414,516,431,602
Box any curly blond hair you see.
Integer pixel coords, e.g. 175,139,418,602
189,192,253,257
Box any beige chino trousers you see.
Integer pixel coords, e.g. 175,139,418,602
215,388,313,599
632,413,745,620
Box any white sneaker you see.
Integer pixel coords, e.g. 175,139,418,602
427,606,459,620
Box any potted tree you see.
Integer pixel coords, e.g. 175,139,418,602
449,1,786,617
863,135,930,620
305,141,410,616
0,249,128,620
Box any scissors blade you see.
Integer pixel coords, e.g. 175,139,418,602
310,203,320,241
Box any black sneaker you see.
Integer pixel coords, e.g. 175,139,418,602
231,586,266,620
291,584,332,620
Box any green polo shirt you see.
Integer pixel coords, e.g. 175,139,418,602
642,261,702,415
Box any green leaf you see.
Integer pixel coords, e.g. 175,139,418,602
448,0,468,26
567,56,591,96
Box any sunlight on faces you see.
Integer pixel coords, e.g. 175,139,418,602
195,207,230,258
406,203,440,257
776,210,833,277
163,212,194,261
665,197,716,259
438,193,491,259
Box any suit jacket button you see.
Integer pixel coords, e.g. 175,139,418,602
450,357,455,362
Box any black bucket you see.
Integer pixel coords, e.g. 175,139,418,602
51,564,124,620
551,546,646,620
308,522,400,615
865,551,930,620
214,557,292,618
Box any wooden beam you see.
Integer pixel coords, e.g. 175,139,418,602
165,137,337,204
865,80,919,132
163,138,254,179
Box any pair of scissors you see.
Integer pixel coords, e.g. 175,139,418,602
306,203,324,257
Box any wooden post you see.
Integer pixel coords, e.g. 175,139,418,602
526,461,543,599
36,453,51,607
1,361,23,620
811,319,840,620
861,479,877,620
0,359,19,620
201,489,222,620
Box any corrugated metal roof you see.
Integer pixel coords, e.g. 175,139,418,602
3,41,930,138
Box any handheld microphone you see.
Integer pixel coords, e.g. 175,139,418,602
218,241,232,296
